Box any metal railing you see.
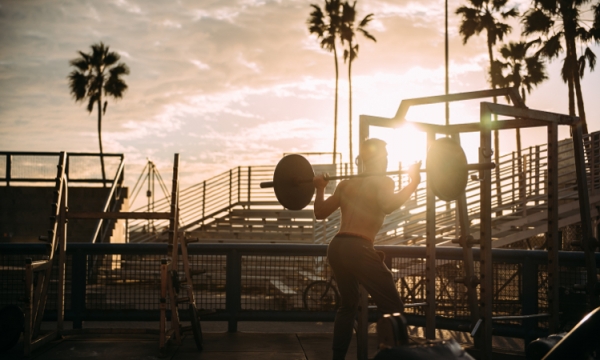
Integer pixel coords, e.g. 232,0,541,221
127,163,354,242
129,131,600,246
1,243,598,343
0,152,124,187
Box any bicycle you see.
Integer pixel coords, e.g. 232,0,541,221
302,276,340,311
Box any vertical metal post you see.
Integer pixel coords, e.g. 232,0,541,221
71,249,86,329
547,123,560,332
425,131,437,340
571,123,598,309
512,151,516,204
358,115,370,152
449,132,480,344
23,258,33,356
522,255,539,346
535,146,540,202
202,181,206,223
226,250,242,332
159,259,168,350
247,167,251,209
591,136,596,196
57,177,68,331
229,169,232,207
479,103,493,360
237,166,241,204
7,154,11,186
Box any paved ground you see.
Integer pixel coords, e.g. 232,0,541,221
3,321,525,360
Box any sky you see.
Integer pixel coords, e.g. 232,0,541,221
1,0,600,207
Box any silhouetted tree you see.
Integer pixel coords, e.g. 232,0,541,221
340,0,375,174
492,40,547,194
456,0,517,208
308,0,342,164
522,0,599,135
68,42,129,186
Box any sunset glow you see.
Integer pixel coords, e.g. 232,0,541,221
0,0,598,193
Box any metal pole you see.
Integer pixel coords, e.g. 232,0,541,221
445,0,449,126
247,167,251,209
479,103,493,360
571,123,598,309
547,123,560,332
425,131,437,340
6,154,11,186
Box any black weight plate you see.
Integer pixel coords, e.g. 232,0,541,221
189,304,203,351
426,138,468,201
273,154,315,210
0,305,24,353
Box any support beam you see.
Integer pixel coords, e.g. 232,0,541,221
479,103,494,360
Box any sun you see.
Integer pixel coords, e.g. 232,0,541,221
369,123,428,171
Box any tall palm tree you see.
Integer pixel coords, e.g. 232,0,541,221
456,0,518,209
340,0,376,174
493,40,548,103
522,0,598,135
308,0,342,165
492,40,548,202
68,42,130,186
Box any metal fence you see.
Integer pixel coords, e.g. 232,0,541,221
1,243,597,342
0,152,124,186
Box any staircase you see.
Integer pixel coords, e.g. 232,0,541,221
128,132,600,247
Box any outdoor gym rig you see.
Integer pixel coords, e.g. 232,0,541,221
357,87,598,360
261,87,599,360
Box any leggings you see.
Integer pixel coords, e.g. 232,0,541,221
327,234,404,360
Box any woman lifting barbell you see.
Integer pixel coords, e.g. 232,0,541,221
313,138,421,360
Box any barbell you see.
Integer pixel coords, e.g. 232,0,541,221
260,138,495,210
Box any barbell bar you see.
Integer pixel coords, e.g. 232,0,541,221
260,138,495,210
259,162,491,188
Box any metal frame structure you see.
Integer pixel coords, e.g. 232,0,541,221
20,152,68,356
63,154,203,352
357,87,598,360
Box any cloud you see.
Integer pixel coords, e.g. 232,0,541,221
1,0,600,191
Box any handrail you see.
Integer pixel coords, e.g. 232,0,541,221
0,152,124,186
90,157,126,244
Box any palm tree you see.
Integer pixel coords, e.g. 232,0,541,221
456,0,518,209
493,41,548,105
522,0,598,135
308,0,342,164
492,40,548,203
340,0,376,174
68,42,130,186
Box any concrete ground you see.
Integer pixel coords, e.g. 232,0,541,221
3,321,525,360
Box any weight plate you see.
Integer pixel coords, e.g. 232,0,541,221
426,138,468,201
0,305,24,353
273,154,315,211
189,304,203,351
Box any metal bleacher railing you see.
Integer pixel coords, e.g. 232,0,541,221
127,131,600,248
